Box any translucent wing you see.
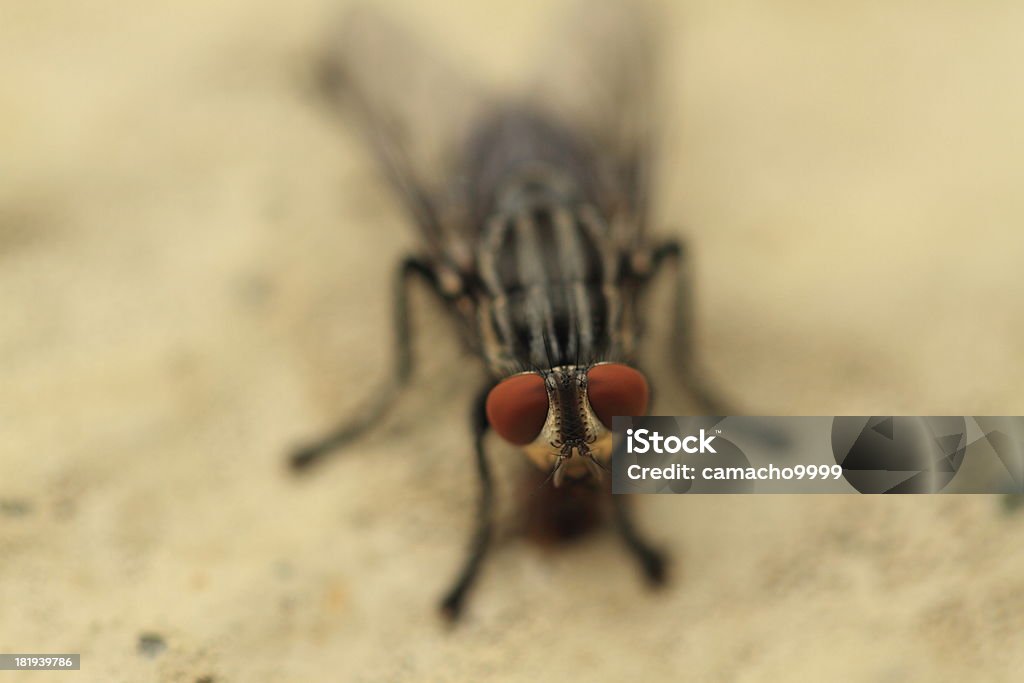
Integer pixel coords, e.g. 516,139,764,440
318,6,495,268
526,0,660,243
320,2,660,258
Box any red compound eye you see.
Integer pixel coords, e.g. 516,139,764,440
586,363,650,427
486,373,550,445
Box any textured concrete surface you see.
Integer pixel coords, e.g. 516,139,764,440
2,1,1023,681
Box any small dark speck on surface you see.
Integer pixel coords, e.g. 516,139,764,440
196,677,215,683
1003,494,1024,513
273,560,293,580
0,204,56,256
137,633,167,658
53,498,76,520
237,273,275,309
0,499,33,516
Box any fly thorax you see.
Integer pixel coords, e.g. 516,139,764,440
494,164,580,216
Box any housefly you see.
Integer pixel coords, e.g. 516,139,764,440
290,1,730,620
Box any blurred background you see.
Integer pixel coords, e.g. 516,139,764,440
2,0,1023,680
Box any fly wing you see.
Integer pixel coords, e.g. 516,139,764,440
318,6,494,269
526,0,660,247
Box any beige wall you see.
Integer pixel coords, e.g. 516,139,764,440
1,1,1022,680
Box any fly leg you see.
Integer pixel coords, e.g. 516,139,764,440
610,493,667,585
289,256,442,471
635,239,733,415
440,383,495,621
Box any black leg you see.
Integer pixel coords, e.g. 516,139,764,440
611,494,667,585
641,240,733,415
440,384,495,621
289,256,442,471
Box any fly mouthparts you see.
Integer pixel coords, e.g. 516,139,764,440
552,456,568,488
583,456,604,481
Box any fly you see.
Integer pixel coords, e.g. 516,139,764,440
289,1,730,620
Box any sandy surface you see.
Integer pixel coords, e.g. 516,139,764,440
2,1,1024,681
